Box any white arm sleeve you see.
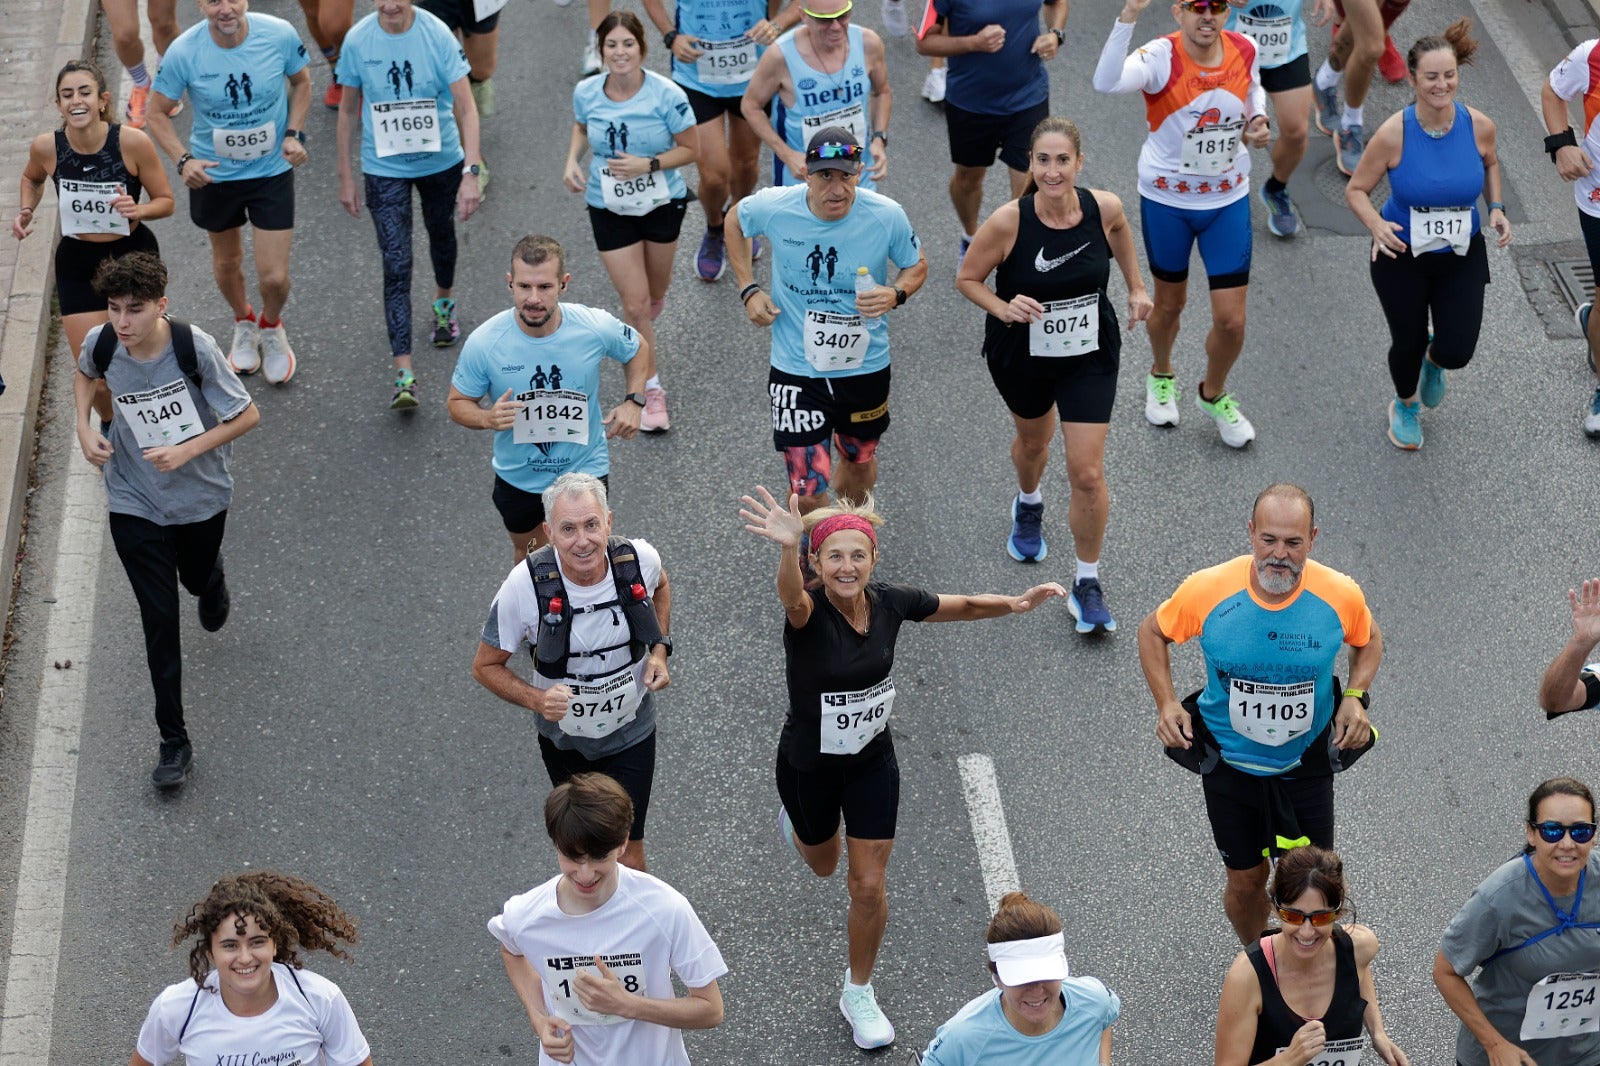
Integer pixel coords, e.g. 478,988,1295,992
1093,20,1167,94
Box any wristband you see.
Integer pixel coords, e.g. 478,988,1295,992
1343,688,1370,710
649,155,662,173
1547,129,1578,160
740,283,762,303
177,153,193,169
1488,201,1505,212
663,29,680,48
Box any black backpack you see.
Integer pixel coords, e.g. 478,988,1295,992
91,315,204,390
526,537,664,681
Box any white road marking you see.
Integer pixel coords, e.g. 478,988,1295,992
957,754,1021,914
1464,0,1556,119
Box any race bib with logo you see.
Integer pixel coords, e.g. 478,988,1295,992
1228,677,1314,746
513,389,589,445
1029,295,1100,357
1237,12,1292,67
1180,119,1244,176
1277,1037,1363,1066
370,98,441,158
696,36,758,85
804,309,868,372
211,120,277,161
58,178,130,236
1410,206,1472,256
543,952,647,1027
819,678,895,755
600,166,670,217
1521,973,1600,1041
800,102,867,152
115,380,205,450
558,668,643,740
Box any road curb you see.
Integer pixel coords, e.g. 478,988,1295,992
0,0,96,661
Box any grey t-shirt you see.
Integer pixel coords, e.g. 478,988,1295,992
1441,850,1600,1066
77,322,253,525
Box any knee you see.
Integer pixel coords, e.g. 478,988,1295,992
620,293,651,326
258,268,291,298
1429,340,1473,371
321,9,352,39
698,156,731,190
1277,120,1309,154
1152,289,1187,319
1066,458,1106,496
1224,864,1270,897
1014,431,1051,462
731,156,759,193
846,866,887,906
1211,304,1247,339
1348,35,1384,65
950,168,984,195
112,23,142,53
212,246,245,274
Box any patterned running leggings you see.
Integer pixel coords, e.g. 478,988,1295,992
365,166,459,357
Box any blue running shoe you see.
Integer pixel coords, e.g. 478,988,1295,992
1313,81,1339,137
1586,388,1600,439
1259,183,1301,238
1006,495,1046,562
1418,358,1446,408
1335,123,1365,178
1387,397,1421,450
1068,577,1116,634
958,233,971,264
1578,302,1595,372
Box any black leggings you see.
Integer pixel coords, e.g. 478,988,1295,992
365,165,460,357
1368,234,1490,397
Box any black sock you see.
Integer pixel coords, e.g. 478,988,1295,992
1264,175,1287,195
707,223,724,236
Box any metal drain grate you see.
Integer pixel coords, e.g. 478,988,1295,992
1551,259,1594,314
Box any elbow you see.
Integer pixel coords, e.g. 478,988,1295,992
1430,952,1456,995
703,1001,726,1029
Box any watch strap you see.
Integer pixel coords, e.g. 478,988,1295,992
625,392,648,407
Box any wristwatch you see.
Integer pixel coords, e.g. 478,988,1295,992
285,128,306,144
1050,27,1065,43
893,286,908,307
651,636,674,657
625,392,648,407
464,163,482,177
663,29,680,48
649,156,662,173
872,131,889,146
1342,688,1371,710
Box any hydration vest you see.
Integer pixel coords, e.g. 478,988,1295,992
525,537,664,681
1482,854,1600,966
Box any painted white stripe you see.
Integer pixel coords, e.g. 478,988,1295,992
957,753,1021,914
1464,0,1555,120
0,436,106,1066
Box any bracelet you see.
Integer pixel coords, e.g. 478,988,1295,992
740,283,762,303
1488,201,1505,212
177,153,193,169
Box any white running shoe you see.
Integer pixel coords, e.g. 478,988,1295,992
581,40,601,76
839,971,895,1049
921,66,946,103
229,318,261,375
1196,389,1256,448
640,385,670,432
1144,373,1179,427
259,323,297,384
882,0,908,36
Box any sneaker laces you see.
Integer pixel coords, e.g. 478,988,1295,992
394,370,416,391
1076,579,1106,615
1014,501,1043,538
1264,186,1293,214
842,984,884,1022
1150,376,1177,404
1208,393,1244,423
433,299,455,326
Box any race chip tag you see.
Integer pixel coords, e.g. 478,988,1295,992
696,36,758,84
57,178,129,236
558,667,643,740
1029,295,1099,357
211,119,277,161
513,389,589,445
1410,205,1472,256
1237,11,1292,67
1228,677,1314,747
1521,973,1600,1041
370,99,441,158
1277,1037,1363,1066
1180,118,1244,176
804,309,868,372
600,166,670,217
115,380,205,450
819,678,895,755
800,102,867,154
542,952,646,1027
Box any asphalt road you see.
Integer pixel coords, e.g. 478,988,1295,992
3,0,1600,1062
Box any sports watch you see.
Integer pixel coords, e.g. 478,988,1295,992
625,392,648,407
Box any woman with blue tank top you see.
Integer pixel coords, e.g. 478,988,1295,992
1345,19,1511,451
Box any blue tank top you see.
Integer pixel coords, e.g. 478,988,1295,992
1379,104,1483,253
774,24,875,189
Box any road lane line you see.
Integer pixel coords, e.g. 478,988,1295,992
1464,0,1554,119
957,753,1021,914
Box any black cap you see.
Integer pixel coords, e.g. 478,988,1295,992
804,126,864,174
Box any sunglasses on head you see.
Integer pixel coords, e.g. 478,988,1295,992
1181,1,1230,13
1277,906,1339,927
802,0,852,19
811,142,863,160
1534,821,1599,844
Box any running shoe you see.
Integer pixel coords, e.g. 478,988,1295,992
958,233,971,264
839,972,896,1050
1586,389,1600,439
471,77,495,117
1145,373,1179,427
1335,123,1365,178
752,235,765,261
1196,389,1256,448
552,0,572,5
431,297,460,347
124,83,151,129
921,66,946,103
1006,495,1047,563
1068,577,1117,634
198,565,230,632
640,384,670,432
1387,397,1421,449
259,323,297,384
390,368,419,410
152,740,193,788
229,317,261,375
881,0,909,36
1259,183,1301,238
1378,34,1406,83
1418,358,1446,408
777,806,801,857
324,82,342,110
1313,81,1339,137
581,40,602,76
476,158,490,196
696,229,726,281
1578,301,1595,372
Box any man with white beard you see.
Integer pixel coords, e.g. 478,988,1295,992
1136,483,1383,944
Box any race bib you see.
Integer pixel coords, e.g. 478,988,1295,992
1029,295,1099,357
472,0,510,20
1521,973,1600,1041
819,678,895,755
600,166,670,217
558,668,643,740
696,36,758,85
804,309,868,372
1228,677,1314,747
1410,205,1472,256
57,178,129,236
370,98,441,158
513,389,589,445
211,120,277,161
1277,1037,1363,1066
800,102,867,153
1180,119,1244,176
1237,11,1292,67
114,380,205,450
544,952,646,1028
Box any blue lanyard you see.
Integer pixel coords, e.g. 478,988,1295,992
1483,854,1600,966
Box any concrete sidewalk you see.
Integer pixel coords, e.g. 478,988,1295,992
0,0,96,677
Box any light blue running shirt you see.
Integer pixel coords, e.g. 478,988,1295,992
153,13,309,182
736,183,920,378
573,71,695,212
336,8,469,178
774,24,876,189
1224,0,1309,70
670,0,771,97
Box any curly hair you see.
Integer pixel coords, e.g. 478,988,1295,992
174,871,359,985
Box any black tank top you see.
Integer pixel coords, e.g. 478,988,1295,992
53,124,142,203
1246,926,1368,1065
983,188,1119,374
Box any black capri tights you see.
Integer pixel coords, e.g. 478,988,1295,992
365,166,460,357
1368,234,1489,397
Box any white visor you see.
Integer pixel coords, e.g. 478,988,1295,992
986,933,1069,986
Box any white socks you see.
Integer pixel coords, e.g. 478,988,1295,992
1315,59,1340,91
1076,558,1099,582
1342,103,1364,129
1018,488,1043,505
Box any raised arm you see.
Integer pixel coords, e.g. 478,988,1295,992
1540,578,1600,715
739,485,813,628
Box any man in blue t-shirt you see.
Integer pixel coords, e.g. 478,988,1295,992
726,127,926,514
147,0,312,386
446,235,653,562
915,0,1067,258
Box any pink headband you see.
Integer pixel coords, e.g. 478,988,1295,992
810,514,877,551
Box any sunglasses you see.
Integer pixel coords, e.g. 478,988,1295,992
810,142,863,160
802,1,852,19
1533,821,1599,844
1277,906,1339,927
1181,1,1230,13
